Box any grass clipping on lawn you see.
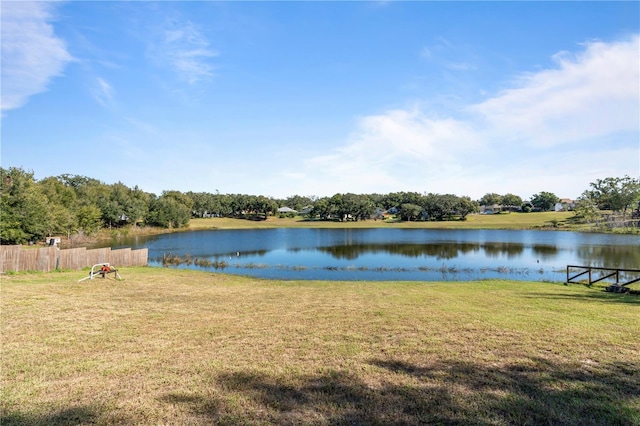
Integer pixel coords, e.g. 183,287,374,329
2,268,639,425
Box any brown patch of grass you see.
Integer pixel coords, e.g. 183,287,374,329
2,268,639,424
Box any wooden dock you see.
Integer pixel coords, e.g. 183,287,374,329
566,265,640,293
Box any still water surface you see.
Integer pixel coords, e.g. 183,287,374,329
115,229,639,282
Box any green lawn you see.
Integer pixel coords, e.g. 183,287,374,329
188,211,577,231
2,268,639,425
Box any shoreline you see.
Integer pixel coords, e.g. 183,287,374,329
55,211,636,249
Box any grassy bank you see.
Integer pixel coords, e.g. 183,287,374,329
2,268,639,425
188,211,578,231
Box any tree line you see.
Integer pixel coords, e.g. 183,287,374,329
1,167,638,245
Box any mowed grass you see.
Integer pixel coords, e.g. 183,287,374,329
188,211,576,231
2,268,639,425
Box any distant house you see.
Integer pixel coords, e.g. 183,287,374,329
554,198,575,212
480,204,524,214
480,204,501,214
277,207,297,214
299,205,314,215
371,207,386,220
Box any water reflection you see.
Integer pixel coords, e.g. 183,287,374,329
482,242,524,259
314,242,531,261
575,245,640,270
531,245,558,260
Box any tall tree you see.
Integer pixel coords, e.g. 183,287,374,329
399,203,422,221
530,192,559,212
456,196,478,220
146,191,192,228
311,197,331,220
283,195,315,212
479,193,503,206
76,205,103,234
252,195,278,219
38,176,78,237
588,176,640,218
0,167,52,244
573,192,600,223
501,193,523,208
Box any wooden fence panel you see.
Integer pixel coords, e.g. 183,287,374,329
109,248,130,267
18,249,36,272
131,248,148,266
37,247,57,272
87,248,111,267
0,245,147,272
58,248,87,271
0,245,20,272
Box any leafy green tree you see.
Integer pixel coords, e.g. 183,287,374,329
456,196,478,220
146,192,191,228
188,191,214,217
573,192,600,223
0,167,52,244
311,197,331,220
38,176,79,237
58,174,106,208
39,176,78,209
587,176,640,218
501,193,523,208
99,183,126,227
230,194,250,216
479,193,502,206
382,192,423,210
128,186,151,226
436,194,461,220
328,193,344,220
530,192,559,212
381,192,404,210
190,192,234,217
341,193,374,221
399,203,422,221
76,205,103,234
422,193,456,220
252,195,278,219
283,195,315,212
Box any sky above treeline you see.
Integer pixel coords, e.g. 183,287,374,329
2,1,639,200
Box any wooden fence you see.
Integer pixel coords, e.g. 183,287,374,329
566,265,640,292
0,245,148,273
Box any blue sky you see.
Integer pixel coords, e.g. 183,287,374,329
2,1,639,200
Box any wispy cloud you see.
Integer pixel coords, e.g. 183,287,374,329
0,2,73,112
285,35,639,199
420,37,477,73
91,77,114,108
151,19,218,85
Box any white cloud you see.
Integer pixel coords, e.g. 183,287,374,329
470,36,640,147
282,35,639,199
152,20,218,84
0,2,72,112
280,108,482,196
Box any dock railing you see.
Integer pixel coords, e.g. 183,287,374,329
566,265,640,292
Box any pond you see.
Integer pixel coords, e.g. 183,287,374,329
113,228,639,282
